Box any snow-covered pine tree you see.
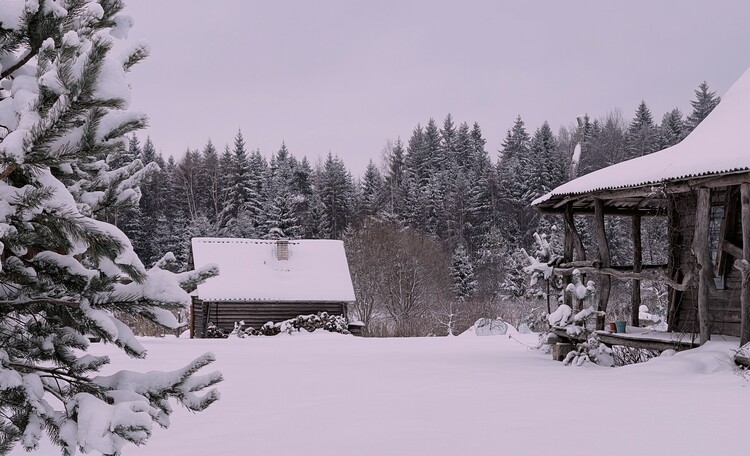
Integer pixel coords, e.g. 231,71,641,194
659,108,685,149
302,189,331,239
320,153,354,238
405,124,428,189
497,115,531,203
685,81,720,134
0,2,220,453
199,139,221,222
450,244,477,302
260,165,301,239
384,137,406,216
624,101,659,159
360,159,384,218
588,111,626,170
217,130,252,230
525,121,563,203
423,118,443,177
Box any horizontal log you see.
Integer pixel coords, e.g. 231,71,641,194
556,262,667,271
538,206,666,216
549,265,694,291
609,264,667,272
595,332,699,351
558,260,599,268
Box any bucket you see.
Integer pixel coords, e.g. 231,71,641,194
615,321,627,333
608,322,617,332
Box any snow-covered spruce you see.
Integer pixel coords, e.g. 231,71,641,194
0,2,220,454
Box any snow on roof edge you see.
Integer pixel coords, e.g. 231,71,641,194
533,65,750,206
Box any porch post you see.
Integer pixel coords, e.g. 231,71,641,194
563,204,574,308
594,199,611,330
631,214,642,326
739,184,750,346
564,203,586,262
693,188,712,344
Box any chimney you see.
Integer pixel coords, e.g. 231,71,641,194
276,239,289,261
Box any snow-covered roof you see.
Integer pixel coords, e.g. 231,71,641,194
533,66,750,208
191,238,356,303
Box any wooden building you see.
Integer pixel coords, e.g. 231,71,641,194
190,238,356,338
532,68,750,347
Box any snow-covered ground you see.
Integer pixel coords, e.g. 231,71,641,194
17,331,750,456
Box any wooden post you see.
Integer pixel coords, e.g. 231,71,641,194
563,227,573,308
666,195,679,330
631,214,642,326
564,204,586,262
594,199,611,330
563,203,586,309
693,188,712,344
740,184,750,346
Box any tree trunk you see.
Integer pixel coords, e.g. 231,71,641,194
631,214,642,326
594,199,611,330
740,184,750,346
693,188,712,344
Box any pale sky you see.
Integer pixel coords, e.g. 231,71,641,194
122,0,750,176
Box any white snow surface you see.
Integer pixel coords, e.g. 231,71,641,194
533,66,750,206
191,238,356,302
13,335,750,456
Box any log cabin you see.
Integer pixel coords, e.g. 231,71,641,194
189,238,356,337
532,68,750,347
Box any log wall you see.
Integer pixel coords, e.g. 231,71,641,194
671,188,744,336
191,301,346,337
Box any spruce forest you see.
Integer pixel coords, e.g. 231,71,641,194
119,83,720,337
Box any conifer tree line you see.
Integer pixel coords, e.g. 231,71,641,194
118,82,720,335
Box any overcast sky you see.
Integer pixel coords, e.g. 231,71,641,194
122,0,750,176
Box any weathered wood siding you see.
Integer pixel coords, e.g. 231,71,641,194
670,187,744,336
191,301,346,337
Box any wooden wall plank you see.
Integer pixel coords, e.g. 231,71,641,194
693,188,712,344
739,183,750,345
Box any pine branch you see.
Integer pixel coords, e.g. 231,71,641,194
0,298,80,308
0,164,18,180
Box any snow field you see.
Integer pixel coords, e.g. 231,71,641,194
16,333,749,456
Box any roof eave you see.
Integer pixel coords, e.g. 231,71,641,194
534,169,750,214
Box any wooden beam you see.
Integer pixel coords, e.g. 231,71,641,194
537,205,665,217
594,199,611,330
666,194,683,331
722,240,743,259
739,183,750,346
679,172,750,191
596,332,699,352
555,261,667,272
535,171,750,214
563,203,586,262
563,210,574,308
693,188,712,345
631,214,642,327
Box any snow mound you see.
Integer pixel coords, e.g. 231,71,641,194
622,341,738,376
460,318,517,337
